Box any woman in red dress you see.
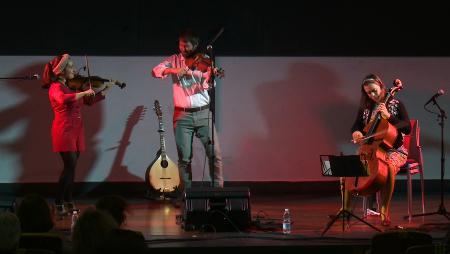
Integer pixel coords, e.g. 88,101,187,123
42,54,106,215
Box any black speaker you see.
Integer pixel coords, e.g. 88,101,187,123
182,187,251,232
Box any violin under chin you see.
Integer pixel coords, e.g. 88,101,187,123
67,82,82,90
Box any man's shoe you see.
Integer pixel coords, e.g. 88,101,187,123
54,203,66,217
65,201,80,214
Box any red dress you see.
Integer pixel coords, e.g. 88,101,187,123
48,82,104,152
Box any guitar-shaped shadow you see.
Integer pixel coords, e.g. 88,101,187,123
105,105,147,182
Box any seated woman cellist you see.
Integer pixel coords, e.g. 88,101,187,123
346,74,411,226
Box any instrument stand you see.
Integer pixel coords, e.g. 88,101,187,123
320,155,382,236
159,190,171,201
409,99,450,220
145,188,173,201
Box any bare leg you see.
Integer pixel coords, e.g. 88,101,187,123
380,164,396,223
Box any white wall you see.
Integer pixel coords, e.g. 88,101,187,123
0,56,449,183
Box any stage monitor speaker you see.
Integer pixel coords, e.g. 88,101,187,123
182,186,251,232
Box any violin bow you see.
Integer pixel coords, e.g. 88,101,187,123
205,28,224,83
206,27,224,49
351,131,388,144
85,55,92,90
351,120,410,144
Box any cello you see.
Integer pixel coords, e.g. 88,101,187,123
345,80,403,196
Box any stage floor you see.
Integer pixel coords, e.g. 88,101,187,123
53,191,450,251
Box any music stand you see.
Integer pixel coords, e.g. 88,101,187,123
320,155,381,236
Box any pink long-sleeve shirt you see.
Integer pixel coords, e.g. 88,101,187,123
152,53,212,108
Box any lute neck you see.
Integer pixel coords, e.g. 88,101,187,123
158,120,166,155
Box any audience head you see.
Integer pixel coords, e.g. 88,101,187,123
72,207,118,254
17,193,53,233
99,229,148,254
0,212,21,253
95,195,128,226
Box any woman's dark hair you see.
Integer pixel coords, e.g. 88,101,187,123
359,73,386,109
16,194,53,233
95,195,128,226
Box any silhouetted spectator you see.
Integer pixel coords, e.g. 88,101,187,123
95,195,128,226
0,212,21,254
72,207,118,254
99,228,148,254
17,194,53,233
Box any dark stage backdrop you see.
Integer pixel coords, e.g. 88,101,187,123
0,56,449,183
1,1,450,57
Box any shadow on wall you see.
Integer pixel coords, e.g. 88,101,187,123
0,63,105,186
0,63,60,184
232,62,357,181
104,105,146,182
0,62,152,192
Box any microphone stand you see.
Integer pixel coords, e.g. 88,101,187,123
208,45,217,188
411,98,450,220
0,75,39,80
205,27,223,188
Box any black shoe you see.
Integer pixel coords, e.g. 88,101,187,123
65,202,80,214
54,203,67,217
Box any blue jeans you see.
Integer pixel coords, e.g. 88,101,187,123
173,108,223,190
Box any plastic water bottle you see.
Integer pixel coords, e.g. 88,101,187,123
282,208,291,234
71,210,79,233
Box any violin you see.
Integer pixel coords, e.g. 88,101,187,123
185,52,225,78
345,81,403,196
67,74,126,92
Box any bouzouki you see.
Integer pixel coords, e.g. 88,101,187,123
145,100,180,196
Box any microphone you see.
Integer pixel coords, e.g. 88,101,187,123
206,45,213,51
424,89,445,106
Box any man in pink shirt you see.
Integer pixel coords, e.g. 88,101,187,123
152,30,224,198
